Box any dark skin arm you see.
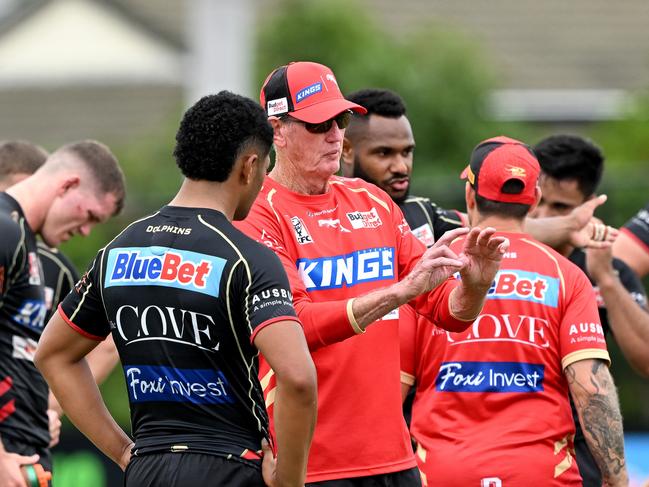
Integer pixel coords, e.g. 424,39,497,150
34,314,133,471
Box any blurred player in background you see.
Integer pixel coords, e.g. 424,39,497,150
237,61,509,486
614,202,649,278
400,136,628,486
533,133,649,485
35,91,317,487
0,140,122,450
0,140,125,486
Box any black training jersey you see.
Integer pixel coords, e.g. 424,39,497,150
59,206,299,463
37,242,79,321
622,202,649,253
0,193,48,448
568,248,648,487
398,195,464,248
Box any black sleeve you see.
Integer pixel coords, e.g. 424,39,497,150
58,249,110,340
428,202,464,239
622,202,649,251
614,258,648,309
234,242,299,342
0,216,23,297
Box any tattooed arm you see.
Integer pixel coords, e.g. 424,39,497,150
565,359,628,487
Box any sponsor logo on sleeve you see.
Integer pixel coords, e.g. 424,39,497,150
251,287,293,313
632,209,649,228
296,246,394,291
411,223,435,247
487,270,559,307
568,322,606,345
12,335,38,361
13,300,47,331
295,83,322,103
28,252,41,286
435,361,544,393
267,97,289,116
258,229,284,251
290,217,313,244
105,247,225,296
124,365,234,405
346,208,382,229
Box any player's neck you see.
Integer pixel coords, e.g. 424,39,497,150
269,159,330,196
472,214,525,234
168,179,236,220
5,177,54,233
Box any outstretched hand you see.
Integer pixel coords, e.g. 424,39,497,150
458,226,509,290
400,227,469,300
569,195,618,249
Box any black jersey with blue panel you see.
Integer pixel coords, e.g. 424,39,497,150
0,193,48,448
568,248,648,487
398,195,463,248
622,202,649,251
37,242,79,321
59,206,299,464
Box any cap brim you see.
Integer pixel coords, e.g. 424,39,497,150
289,99,367,123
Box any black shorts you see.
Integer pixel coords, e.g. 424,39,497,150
575,438,602,487
0,435,52,478
124,452,265,487
306,467,422,487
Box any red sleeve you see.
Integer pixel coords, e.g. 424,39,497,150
235,201,358,351
399,305,418,386
560,266,610,369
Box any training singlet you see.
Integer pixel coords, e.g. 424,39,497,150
0,193,48,448
568,248,647,487
621,202,649,254
236,176,469,482
59,206,299,463
398,195,464,248
401,232,610,486
37,242,79,321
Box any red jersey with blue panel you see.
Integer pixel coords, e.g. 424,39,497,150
400,232,609,486
236,175,470,483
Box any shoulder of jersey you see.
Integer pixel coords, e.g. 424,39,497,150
330,175,392,200
402,195,431,204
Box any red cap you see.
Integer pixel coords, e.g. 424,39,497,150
260,61,367,123
461,136,540,205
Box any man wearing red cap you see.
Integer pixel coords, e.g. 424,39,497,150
400,136,628,486
235,61,510,485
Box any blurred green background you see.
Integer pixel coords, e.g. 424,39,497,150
49,0,649,432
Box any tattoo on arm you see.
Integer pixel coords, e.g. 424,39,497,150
566,360,627,485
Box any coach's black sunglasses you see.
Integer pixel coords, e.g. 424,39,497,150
282,110,352,134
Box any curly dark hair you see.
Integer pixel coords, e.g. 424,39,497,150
174,91,273,182
534,134,604,198
346,88,407,118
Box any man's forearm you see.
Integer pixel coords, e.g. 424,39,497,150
273,372,317,486
566,360,628,486
597,275,649,377
40,358,132,468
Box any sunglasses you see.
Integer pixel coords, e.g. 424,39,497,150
282,110,352,134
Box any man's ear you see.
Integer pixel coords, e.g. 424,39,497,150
341,137,354,177
58,175,81,196
239,152,259,186
269,117,286,149
465,182,476,210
